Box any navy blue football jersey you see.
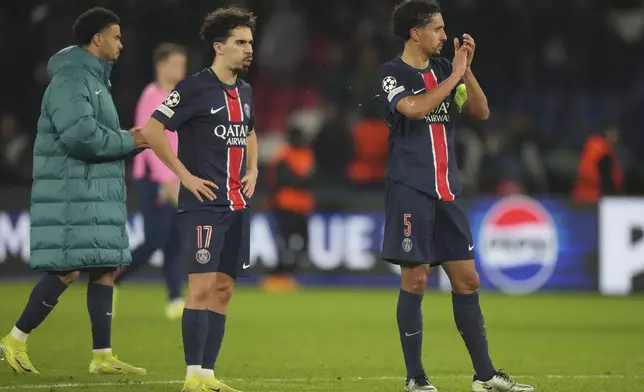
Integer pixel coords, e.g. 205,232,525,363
152,68,254,212
373,57,467,201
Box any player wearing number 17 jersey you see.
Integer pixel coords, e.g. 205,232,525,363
374,1,534,392
141,7,258,392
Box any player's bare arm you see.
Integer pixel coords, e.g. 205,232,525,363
396,45,470,120
141,117,218,202
458,34,489,120
241,129,258,198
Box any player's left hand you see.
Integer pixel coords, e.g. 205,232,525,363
461,33,475,68
241,168,258,198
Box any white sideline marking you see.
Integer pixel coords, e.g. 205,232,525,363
1,375,643,389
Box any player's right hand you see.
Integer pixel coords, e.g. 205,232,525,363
130,127,150,149
180,174,218,202
452,38,469,78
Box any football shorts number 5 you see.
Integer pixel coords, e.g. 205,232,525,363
403,214,411,237
402,214,413,253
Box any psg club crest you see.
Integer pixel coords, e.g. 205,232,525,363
196,248,211,264
164,90,181,108
402,237,413,252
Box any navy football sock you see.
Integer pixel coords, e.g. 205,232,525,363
164,270,183,302
162,242,183,301
87,283,113,350
452,292,496,381
182,309,209,366
201,311,226,370
397,289,425,378
15,273,69,334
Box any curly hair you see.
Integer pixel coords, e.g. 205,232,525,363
391,0,441,41
199,7,257,46
72,7,120,46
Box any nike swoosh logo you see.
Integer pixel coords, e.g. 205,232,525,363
15,358,32,373
412,88,425,94
405,331,421,337
42,301,54,308
473,381,493,389
204,388,220,392
469,245,474,251
211,106,226,115
95,89,102,95
242,263,251,270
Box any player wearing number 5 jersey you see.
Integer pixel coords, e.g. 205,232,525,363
374,1,533,392
140,7,258,392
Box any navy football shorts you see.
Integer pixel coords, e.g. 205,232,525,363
178,208,250,277
382,180,474,267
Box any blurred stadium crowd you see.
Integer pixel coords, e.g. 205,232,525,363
2,0,644,198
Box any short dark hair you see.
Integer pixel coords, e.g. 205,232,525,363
72,7,120,46
199,7,257,46
153,43,187,65
391,0,441,41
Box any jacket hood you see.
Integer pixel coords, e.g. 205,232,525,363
47,45,114,85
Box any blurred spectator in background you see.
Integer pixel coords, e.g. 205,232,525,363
572,124,623,203
480,112,548,196
257,0,307,87
311,103,353,187
0,114,31,184
264,125,315,291
256,0,308,131
114,43,187,319
346,104,388,187
454,125,484,194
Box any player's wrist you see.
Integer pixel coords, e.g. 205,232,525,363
176,167,193,183
448,73,463,84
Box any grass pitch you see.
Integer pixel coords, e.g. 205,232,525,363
0,282,643,391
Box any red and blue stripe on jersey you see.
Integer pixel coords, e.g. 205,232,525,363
422,70,455,201
224,87,247,211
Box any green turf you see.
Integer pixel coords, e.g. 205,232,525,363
0,282,643,391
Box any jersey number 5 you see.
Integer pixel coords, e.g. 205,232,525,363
196,225,213,249
403,214,411,237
